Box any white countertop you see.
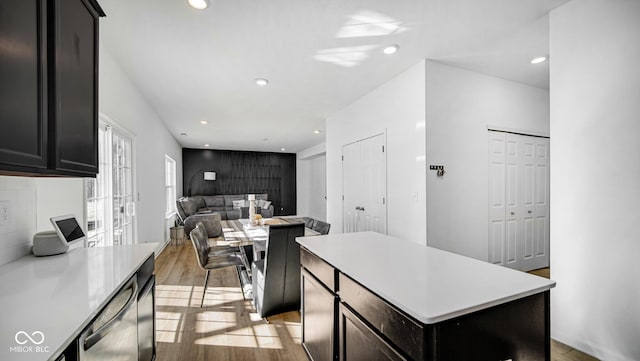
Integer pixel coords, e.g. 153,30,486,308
0,243,159,361
297,232,555,324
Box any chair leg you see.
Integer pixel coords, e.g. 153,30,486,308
201,270,210,308
236,266,246,301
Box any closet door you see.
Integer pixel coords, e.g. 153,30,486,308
522,137,550,270
488,132,507,265
342,134,387,234
488,131,549,271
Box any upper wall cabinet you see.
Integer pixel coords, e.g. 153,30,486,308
0,0,105,177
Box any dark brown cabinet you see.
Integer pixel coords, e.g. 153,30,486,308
339,304,406,361
302,268,338,361
0,0,48,170
301,249,338,361
0,0,104,177
301,246,551,361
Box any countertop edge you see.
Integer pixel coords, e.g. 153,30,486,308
421,284,556,324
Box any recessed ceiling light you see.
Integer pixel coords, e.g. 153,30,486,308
314,130,321,134
204,144,210,147
281,148,286,151
180,133,187,136
256,78,269,86
383,44,399,55
530,56,547,64
200,120,208,125
188,0,209,10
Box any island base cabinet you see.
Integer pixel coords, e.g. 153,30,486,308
302,268,338,361
433,291,550,361
339,303,407,361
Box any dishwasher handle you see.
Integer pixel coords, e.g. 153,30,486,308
138,275,155,301
83,277,138,351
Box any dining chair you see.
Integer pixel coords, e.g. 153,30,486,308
189,222,244,307
251,222,305,318
313,220,331,235
303,217,317,230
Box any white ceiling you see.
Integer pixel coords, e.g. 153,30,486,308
99,0,569,153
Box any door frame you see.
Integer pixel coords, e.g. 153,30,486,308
84,113,138,245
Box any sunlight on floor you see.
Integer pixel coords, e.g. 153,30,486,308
192,306,286,349
156,283,300,350
156,285,195,307
156,311,184,343
283,321,302,343
194,324,284,349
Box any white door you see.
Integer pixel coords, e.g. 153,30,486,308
342,134,387,234
86,122,136,247
488,131,549,271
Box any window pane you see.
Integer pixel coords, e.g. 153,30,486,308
86,179,95,199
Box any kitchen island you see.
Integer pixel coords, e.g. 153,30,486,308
0,243,158,361
297,232,556,361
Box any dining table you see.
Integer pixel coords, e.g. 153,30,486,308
219,217,319,297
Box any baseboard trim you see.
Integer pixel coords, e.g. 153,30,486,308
552,331,636,361
155,238,172,258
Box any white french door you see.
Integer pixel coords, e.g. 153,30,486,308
342,133,387,234
488,131,549,271
86,121,136,247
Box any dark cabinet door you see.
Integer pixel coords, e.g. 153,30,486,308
0,0,48,170
302,269,338,361
50,0,100,175
339,303,407,361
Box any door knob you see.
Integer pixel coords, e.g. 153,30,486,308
528,210,532,214
510,212,515,215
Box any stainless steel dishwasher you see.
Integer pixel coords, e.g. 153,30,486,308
137,274,155,361
79,276,139,361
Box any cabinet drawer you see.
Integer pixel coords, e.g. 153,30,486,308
338,273,424,361
301,247,336,292
339,302,406,361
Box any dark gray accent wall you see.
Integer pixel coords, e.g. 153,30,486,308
182,148,297,216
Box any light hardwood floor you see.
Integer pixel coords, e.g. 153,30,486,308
155,242,306,361
155,244,598,360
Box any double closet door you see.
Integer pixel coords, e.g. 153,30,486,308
488,131,549,271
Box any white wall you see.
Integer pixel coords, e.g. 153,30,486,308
297,143,327,221
326,61,426,244
0,177,37,266
550,1,640,360
99,45,183,245
0,177,83,266
35,178,85,233
425,61,549,261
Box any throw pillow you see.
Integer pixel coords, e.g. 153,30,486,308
263,200,272,209
232,200,245,209
255,199,264,208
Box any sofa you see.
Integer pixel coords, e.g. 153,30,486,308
177,194,275,230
